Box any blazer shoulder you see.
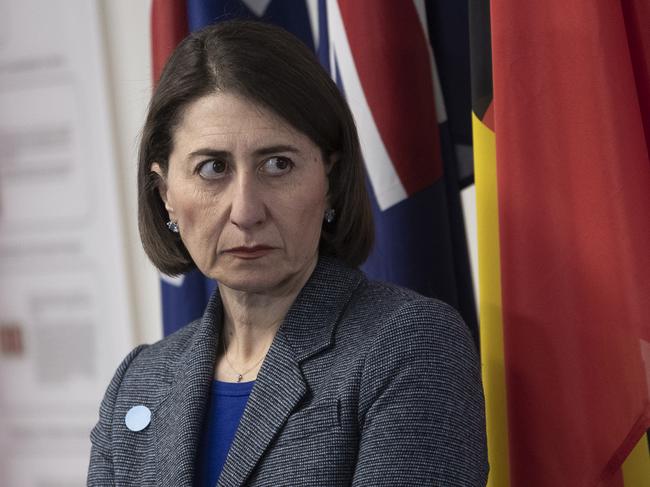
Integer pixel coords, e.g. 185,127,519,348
349,279,468,343
129,317,204,368
104,317,208,408
332,279,478,388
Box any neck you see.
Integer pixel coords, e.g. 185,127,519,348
219,292,291,360
218,258,317,362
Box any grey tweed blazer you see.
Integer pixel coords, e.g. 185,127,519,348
88,257,488,486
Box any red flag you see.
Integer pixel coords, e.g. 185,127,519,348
474,0,650,484
151,0,188,85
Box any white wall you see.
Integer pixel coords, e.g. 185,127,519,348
0,2,157,484
100,0,162,345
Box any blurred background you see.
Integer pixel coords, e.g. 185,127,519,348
0,1,162,484
2,0,648,486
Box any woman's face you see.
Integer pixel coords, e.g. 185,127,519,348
153,92,330,294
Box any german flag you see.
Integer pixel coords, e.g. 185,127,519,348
470,0,650,485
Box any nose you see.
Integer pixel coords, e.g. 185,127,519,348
228,171,266,229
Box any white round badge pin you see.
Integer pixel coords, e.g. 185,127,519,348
125,405,152,432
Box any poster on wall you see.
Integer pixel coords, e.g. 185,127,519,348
0,1,135,485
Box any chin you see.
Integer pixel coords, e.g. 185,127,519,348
216,272,287,294
205,253,318,295
214,262,317,296
206,259,280,291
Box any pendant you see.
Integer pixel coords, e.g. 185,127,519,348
237,374,243,382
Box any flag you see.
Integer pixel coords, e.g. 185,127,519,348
470,0,650,485
151,0,188,85
151,0,211,336
323,0,478,340
152,0,478,344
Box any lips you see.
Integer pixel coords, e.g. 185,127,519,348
223,245,274,259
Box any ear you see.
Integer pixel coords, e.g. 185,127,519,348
324,152,339,208
151,163,174,214
326,152,339,175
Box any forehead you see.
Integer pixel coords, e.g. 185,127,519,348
172,92,308,150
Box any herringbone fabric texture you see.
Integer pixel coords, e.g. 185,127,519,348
88,257,488,486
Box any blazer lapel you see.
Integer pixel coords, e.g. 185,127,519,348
155,294,222,487
217,331,306,487
218,257,365,486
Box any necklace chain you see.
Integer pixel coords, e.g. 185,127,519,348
221,338,266,382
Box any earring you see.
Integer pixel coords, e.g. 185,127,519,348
324,208,336,223
166,220,179,233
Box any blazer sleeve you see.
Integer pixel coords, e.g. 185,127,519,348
352,300,489,487
87,344,148,486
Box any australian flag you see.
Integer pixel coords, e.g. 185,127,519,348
152,0,478,344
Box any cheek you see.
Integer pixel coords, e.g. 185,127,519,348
170,182,213,218
169,184,225,238
283,182,328,247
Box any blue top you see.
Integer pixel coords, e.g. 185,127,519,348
195,380,255,487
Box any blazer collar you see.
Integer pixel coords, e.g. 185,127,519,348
155,257,365,487
277,256,365,361
154,291,222,486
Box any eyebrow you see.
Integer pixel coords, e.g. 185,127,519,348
188,144,300,159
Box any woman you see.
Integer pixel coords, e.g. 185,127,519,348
88,20,488,486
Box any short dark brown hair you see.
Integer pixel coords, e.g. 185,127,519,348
138,20,374,276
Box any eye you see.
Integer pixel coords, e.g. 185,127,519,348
261,156,293,176
197,159,228,179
